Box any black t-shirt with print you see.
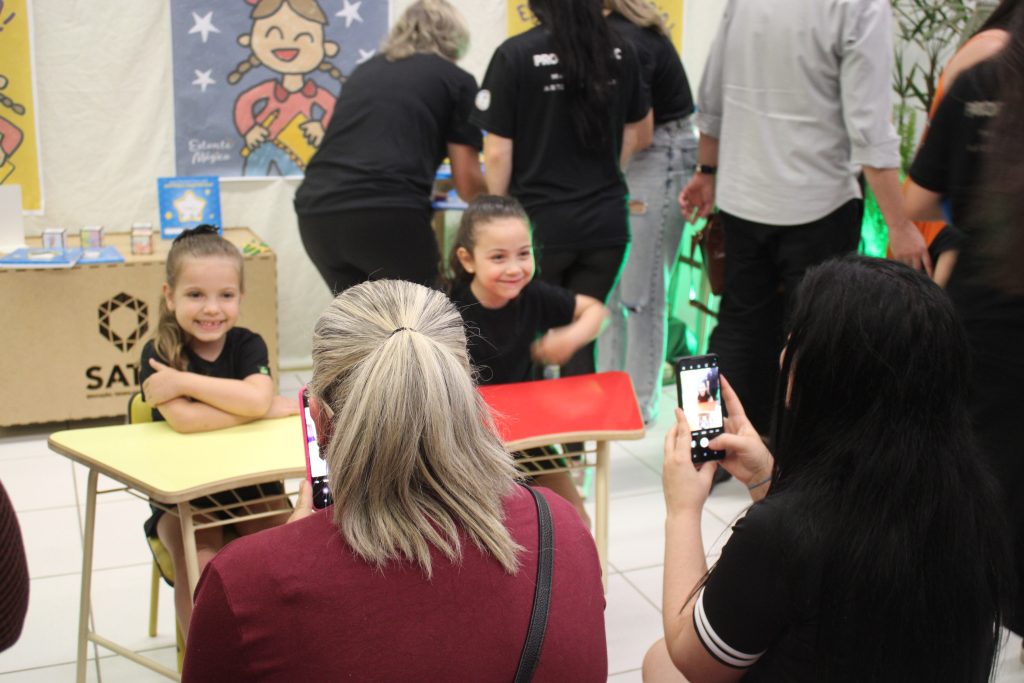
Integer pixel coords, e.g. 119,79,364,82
139,327,271,421
471,26,649,250
607,13,693,125
909,60,1024,328
451,279,576,385
294,54,482,215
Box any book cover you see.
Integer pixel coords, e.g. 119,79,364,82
0,247,81,269
73,246,125,265
157,176,222,240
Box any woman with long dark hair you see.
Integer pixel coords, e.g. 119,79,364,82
906,7,1024,644
597,0,697,423
644,256,1009,681
472,0,650,378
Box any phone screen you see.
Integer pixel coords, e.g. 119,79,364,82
300,388,333,509
674,354,726,463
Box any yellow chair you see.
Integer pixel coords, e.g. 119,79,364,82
127,392,185,671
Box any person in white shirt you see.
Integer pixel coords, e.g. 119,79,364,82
680,0,929,435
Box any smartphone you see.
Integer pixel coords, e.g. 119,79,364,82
300,388,333,509
674,354,726,463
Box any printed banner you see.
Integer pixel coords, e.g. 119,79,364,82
170,0,390,179
0,0,43,211
507,1,685,53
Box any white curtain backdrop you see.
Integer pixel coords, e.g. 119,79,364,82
24,0,724,367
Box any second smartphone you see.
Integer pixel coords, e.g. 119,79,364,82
300,388,334,509
674,354,726,463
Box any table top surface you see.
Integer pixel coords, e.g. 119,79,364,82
49,416,306,503
49,372,645,501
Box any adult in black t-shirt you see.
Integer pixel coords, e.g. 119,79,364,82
294,0,485,294
644,256,1009,681
598,2,696,422
906,50,1024,636
471,0,649,377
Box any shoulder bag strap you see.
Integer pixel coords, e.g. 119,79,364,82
513,485,554,683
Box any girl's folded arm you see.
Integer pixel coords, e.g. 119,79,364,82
175,372,274,418
157,398,258,434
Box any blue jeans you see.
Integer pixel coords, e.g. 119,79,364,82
243,141,303,177
597,117,697,422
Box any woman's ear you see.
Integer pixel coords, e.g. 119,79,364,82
456,246,475,275
325,41,340,57
309,394,333,443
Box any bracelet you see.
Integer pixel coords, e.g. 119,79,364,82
747,476,771,491
696,164,718,176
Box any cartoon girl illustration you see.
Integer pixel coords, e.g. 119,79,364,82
229,0,345,176
0,75,25,182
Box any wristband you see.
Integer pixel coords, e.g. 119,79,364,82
747,476,771,491
696,164,718,176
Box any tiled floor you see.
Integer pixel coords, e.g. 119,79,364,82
0,377,1021,681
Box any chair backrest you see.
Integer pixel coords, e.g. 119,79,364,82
127,392,154,425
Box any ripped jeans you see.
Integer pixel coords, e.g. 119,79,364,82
597,117,697,422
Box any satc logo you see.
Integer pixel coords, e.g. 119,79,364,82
98,292,149,352
86,293,149,392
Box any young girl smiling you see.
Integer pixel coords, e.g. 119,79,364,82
448,196,608,524
138,226,295,639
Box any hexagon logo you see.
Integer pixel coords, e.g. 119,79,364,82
98,293,149,353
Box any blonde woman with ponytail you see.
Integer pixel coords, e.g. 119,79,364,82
139,226,296,641
182,280,607,682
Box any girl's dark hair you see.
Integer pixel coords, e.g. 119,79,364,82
155,227,244,371
764,255,1008,680
446,194,530,286
978,8,1024,294
528,0,621,148
978,0,1022,33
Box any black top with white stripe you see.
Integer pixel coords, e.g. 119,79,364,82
694,495,823,680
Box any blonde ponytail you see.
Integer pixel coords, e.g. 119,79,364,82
310,280,522,577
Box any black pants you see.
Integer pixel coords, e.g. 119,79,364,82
297,208,439,295
536,244,628,377
709,199,862,433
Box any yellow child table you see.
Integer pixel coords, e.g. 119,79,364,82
48,416,305,682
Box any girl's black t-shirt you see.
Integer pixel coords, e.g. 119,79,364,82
450,279,575,385
606,13,694,126
138,327,270,421
470,26,649,250
294,54,482,216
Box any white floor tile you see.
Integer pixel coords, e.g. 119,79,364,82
703,476,753,528
0,574,83,673
70,463,136,508
0,431,58,462
91,565,177,654
995,629,1023,682
620,566,663,614
604,574,662,676
0,661,90,682
608,668,644,682
607,444,663,500
93,648,178,682
17,507,82,579
606,491,731,573
87,498,158,571
0,453,78,513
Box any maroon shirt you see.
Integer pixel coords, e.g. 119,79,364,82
182,486,607,681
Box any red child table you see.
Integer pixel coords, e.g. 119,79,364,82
478,371,646,589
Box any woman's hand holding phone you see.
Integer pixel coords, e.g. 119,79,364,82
708,377,774,498
287,480,315,524
662,408,718,517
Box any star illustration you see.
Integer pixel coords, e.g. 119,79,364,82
357,48,375,64
336,0,363,29
192,69,215,92
174,191,207,223
188,11,221,43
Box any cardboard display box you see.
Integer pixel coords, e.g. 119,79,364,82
0,228,278,426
